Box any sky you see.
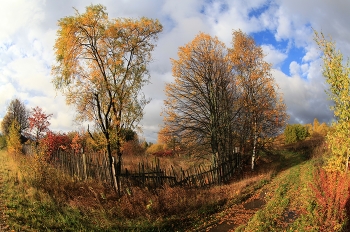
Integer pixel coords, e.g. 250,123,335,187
0,0,349,143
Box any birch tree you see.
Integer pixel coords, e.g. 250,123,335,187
315,31,350,172
163,33,241,166
229,30,287,170
52,4,162,194
1,98,29,137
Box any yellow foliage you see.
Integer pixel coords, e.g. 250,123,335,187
146,143,167,154
315,31,350,172
6,120,22,155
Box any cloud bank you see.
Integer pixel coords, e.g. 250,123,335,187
1,0,348,142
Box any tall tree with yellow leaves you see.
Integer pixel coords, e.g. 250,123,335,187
52,4,162,194
163,31,287,170
229,30,288,170
7,120,22,155
315,31,350,172
163,33,241,166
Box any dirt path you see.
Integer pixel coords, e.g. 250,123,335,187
205,188,268,232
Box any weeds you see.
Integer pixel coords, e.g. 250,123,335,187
310,167,349,231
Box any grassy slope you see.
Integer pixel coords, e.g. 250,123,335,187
0,146,324,231
0,150,99,231
236,151,318,231
192,147,322,232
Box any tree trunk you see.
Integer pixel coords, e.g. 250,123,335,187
107,143,119,194
115,132,122,196
251,118,257,171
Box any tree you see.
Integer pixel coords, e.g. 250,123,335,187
229,30,288,170
313,118,320,132
28,106,52,147
52,4,162,194
163,31,287,170
163,33,241,166
284,124,309,144
1,98,29,137
6,120,22,155
315,31,350,171
40,131,71,158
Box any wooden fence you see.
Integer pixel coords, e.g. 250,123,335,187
23,145,240,190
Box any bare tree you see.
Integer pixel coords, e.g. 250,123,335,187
1,98,29,138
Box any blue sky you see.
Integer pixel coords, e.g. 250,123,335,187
1,0,349,142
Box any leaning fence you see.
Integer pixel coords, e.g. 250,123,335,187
23,145,240,190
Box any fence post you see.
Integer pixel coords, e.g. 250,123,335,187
82,153,87,180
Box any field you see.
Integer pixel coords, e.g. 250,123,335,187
0,138,348,231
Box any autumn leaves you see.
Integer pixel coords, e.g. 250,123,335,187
163,31,287,170
52,4,163,194
52,4,287,184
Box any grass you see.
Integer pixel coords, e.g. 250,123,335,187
0,136,341,231
0,150,99,231
236,158,317,231
0,149,273,231
234,139,347,231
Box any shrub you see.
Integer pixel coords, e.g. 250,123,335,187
6,120,22,155
39,131,71,157
284,124,309,144
0,134,7,149
310,167,349,231
146,143,166,154
152,150,174,157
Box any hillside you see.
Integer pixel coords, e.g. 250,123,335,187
0,139,348,231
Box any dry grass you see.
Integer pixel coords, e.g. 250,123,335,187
121,152,212,177
0,148,275,231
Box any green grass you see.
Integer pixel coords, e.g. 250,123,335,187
0,143,331,231
0,150,109,231
235,150,322,231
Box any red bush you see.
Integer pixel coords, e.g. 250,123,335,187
40,131,71,157
310,167,349,230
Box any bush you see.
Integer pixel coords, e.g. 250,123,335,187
6,120,22,155
146,143,166,154
284,124,309,144
310,167,349,231
152,150,174,157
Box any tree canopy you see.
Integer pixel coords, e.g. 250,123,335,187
284,124,309,144
163,30,287,170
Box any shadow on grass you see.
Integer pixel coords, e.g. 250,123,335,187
275,136,324,171
238,136,325,182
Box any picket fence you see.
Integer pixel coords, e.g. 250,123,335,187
23,145,240,190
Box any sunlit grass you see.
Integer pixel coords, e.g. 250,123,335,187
0,149,274,231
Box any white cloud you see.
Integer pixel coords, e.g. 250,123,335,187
289,61,300,76
0,83,16,117
5,57,52,95
303,46,320,62
261,44,287,69
0,0,348,141
0,0,44,41
273,67,333,124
